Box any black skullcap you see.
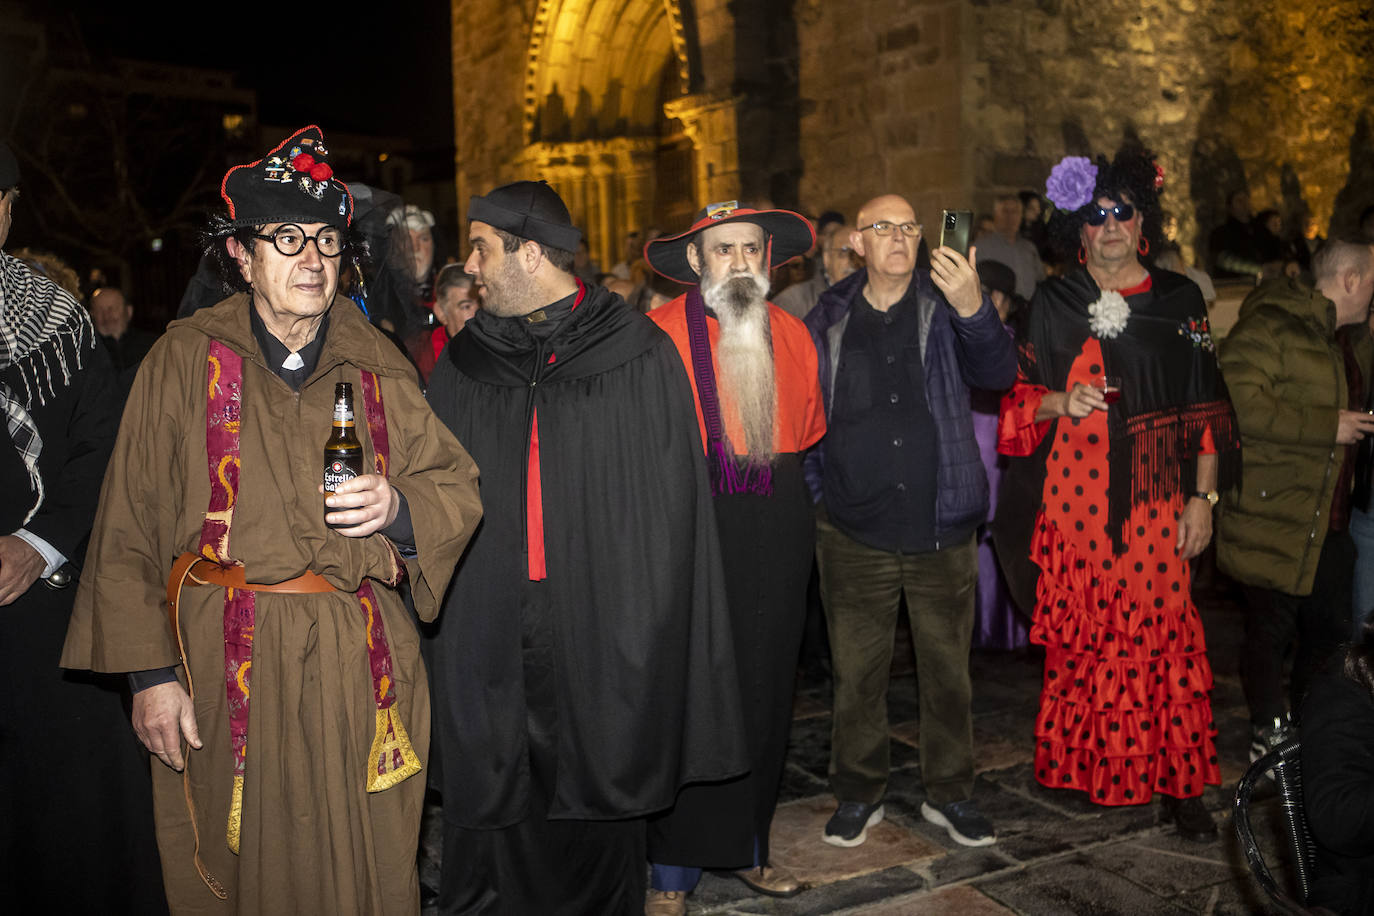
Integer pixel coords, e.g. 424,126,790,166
221,125,353,228
0,141,19,188
468,180,581,252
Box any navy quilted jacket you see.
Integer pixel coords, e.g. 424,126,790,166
802,267,1017,546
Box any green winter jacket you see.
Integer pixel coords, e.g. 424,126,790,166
1216,278,1372,596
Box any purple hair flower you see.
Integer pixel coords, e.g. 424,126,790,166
1045,156,1098,212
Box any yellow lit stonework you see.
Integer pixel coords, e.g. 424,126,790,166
453,0,1374,263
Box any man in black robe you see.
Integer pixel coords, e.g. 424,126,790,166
425,181,748,915
0,141,167,914
642,203,826,912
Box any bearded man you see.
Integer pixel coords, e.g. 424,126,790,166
639,203,827,914
61,126,483,914
425,181,747,915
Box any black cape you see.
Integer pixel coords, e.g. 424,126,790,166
992,267,1240,611
426,283,748,828
1,332,167,914
647,457,814,869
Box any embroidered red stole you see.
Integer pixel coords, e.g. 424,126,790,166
201,342,420,855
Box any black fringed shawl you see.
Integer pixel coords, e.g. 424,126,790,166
999,267,1241,562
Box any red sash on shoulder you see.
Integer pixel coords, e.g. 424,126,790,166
199,343,420,856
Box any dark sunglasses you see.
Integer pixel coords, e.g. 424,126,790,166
1086,203,1135,226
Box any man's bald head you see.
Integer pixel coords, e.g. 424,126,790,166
852,195,919,283
854,195,915,233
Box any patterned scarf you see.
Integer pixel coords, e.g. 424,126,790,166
0,250,95,523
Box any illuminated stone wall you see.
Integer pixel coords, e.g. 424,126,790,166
450,0,755,266
956,0,1374,261
449,0,531,235
795,0,968,228
455,0,1373,264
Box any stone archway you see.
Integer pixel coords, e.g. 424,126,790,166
519,0,739,268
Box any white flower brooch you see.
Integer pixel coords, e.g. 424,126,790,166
1088,290,1130,339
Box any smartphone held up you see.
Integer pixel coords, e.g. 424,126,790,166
940,209,973,259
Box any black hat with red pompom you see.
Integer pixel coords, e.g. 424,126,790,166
220,125,353,228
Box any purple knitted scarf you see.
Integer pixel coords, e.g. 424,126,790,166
684,286,772,497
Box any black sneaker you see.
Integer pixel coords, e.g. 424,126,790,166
822,800,884,847
921,799,996,847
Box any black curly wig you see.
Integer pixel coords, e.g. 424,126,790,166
1045,149,1164,267
200,213,370,296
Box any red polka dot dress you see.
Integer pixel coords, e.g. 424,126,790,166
1000,334,1221,805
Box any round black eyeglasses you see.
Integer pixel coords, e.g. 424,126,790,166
253,225,346,258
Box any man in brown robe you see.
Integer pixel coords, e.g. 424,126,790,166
61,126,482,914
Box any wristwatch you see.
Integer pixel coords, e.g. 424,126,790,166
1192,490,1219,507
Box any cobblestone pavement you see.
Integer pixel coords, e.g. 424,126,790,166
422,588,1294,915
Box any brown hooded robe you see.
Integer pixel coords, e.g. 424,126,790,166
62,294,482,915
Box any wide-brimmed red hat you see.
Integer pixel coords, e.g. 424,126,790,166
646,201,816,285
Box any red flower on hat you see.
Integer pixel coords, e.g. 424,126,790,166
291,153,316,172
310,162,333,182
1154,163,1166,189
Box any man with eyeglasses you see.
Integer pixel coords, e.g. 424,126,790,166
804,193,1016,849
62,126,483,912
775,220,859,320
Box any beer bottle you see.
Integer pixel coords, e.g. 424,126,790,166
323,382,363,528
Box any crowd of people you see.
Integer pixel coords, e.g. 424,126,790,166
3,125,1374,916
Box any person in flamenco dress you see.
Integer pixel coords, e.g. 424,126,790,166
992,150,1241,840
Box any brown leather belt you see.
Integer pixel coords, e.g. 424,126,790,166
166,553,335,653
161,552,337,899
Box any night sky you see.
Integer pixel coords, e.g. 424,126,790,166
25,0,455,148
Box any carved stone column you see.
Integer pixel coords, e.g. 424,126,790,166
607,137,657,243
664,92,743,206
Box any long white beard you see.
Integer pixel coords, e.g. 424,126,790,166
702,267,775,464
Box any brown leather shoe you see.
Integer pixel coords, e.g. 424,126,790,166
733,864,806,898
645,889,687,916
